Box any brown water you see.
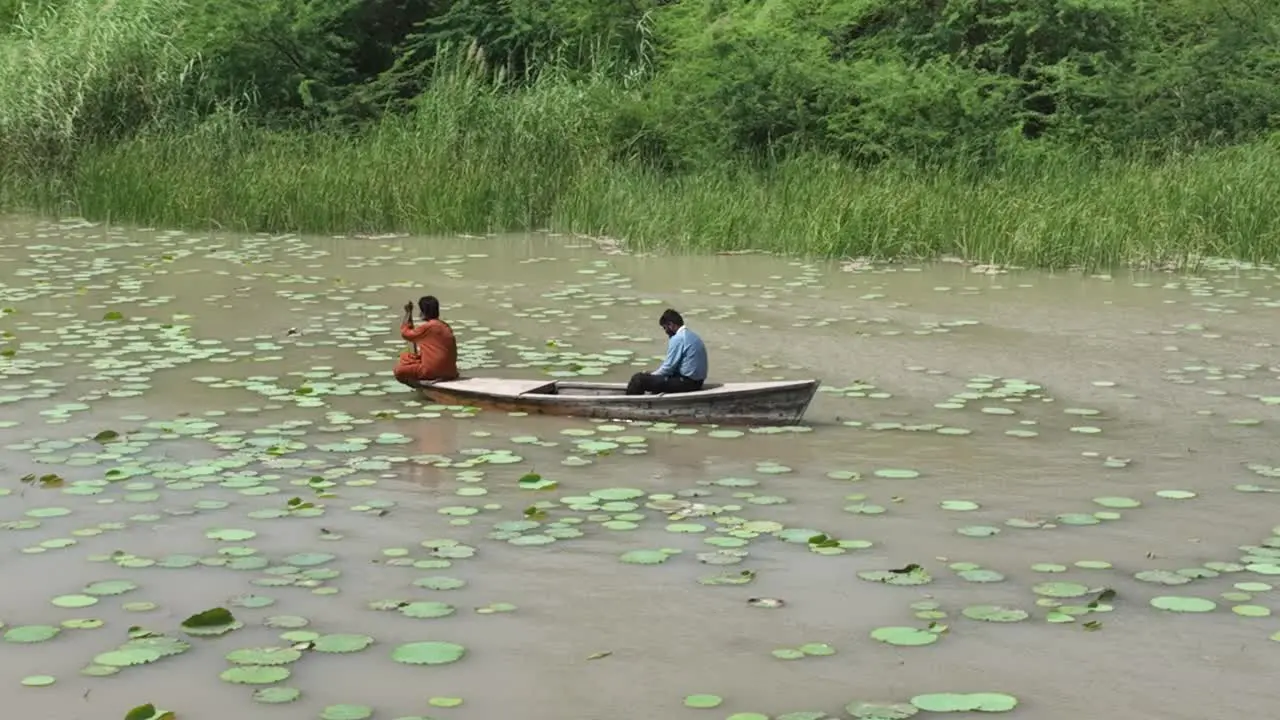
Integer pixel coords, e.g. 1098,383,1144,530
1,215,1278,720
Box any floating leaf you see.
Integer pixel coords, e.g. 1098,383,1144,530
1032,582,1091,598
225,647,302,665
391,641,467,665
684,694,724,709
910,693,1018,713
961,605,1028,623
858,565,932,586
620,549,670,565
413,576,466,591
220,665,291,684
1150,596,1217,613
84,580,138,596
870,626,939,646
799,642,835,656
321,704,373,720
253,687,301,704
4,625,60,643
313,634,373,653
400,602,456,619
51,594,99,609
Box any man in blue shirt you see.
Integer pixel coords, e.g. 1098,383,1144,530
626,308,709,395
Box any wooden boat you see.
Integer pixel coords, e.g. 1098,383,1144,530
413,377,820,425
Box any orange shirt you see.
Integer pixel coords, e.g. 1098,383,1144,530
400,319,459,381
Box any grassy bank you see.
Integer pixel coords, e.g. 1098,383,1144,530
4,123,1277,271
4,0,1280,270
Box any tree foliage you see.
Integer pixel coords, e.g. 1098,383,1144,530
2,0,1279,168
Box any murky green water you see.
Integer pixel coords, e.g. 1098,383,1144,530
2,215,1279,720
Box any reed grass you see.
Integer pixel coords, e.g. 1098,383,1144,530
47,123,1280,270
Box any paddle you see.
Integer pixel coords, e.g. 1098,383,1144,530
401,301,417,355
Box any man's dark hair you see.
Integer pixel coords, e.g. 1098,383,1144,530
418,295,440,320
659,309,683,327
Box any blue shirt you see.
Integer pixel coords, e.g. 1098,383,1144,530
655,327,709,381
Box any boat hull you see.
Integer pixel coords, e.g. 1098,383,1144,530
413,378,820,425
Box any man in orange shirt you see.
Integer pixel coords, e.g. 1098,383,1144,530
393,295,460,387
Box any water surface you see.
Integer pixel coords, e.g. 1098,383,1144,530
1,216,1278,720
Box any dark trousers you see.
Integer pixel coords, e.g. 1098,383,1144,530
626,372,704,396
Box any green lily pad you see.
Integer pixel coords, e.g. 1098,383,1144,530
83,579,138,596
1032,581,1091,598
4,625,60,643
799,642,835,656
1150,596,1217,613
93,648,163,667
870,627,939,646
858,567,932,586
226,647,302,665
51,594,98,609
961,605,1028,623
957,569,1004,583
1231,605,1271,617
684,694,723,709
910,693,1018,713
400,602,455,619
620,549,670,565
591,488,645,501
391,641,467,665
219,665,291,684
313,634,373,653
321,704,374,720
253,686,301,704
413,576,466,590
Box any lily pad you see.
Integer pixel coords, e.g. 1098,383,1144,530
93,648,164,667
961,605,1028,623
321,704,374,720
391,641,467,665
870,627,939,646
684,694,724,709
1032,581,1091,598
620,549,670,565
83,579,138,596
51,594,99,609
226,647,302,665
3,625,60,643
1150,596,1217,613
313,634,373,653
400,601,456,619
253,686,302,704
219,665,291,684
910,693,1018,713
